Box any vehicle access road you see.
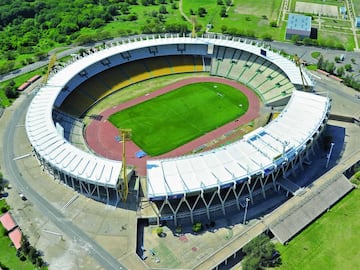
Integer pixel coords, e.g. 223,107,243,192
1,91,127,270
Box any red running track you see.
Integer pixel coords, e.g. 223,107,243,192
85,77,260,176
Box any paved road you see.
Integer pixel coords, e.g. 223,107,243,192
3,34,360,84
1,92,127,270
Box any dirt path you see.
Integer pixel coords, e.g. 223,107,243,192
179,0,192,24
85,77,260,176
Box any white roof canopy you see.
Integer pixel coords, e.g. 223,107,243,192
25,34,318,191
147,90,330,199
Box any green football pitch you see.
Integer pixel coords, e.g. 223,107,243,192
108,82,249,156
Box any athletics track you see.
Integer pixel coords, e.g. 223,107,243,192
85,77,260,176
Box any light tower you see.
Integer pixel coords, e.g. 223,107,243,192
191,15,197,38
293,54,308,91
43,53,57,85
119,128,132,202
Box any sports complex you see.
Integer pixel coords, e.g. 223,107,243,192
25,33,332,230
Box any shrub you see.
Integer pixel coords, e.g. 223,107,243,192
175,225,182,233
270,21,277,27
350,171,360,186
192,222,203,233
311,52,320,59
156,227,163,235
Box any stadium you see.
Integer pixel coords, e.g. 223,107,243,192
25,34,331,225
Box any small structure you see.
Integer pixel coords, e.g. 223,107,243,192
286,13,312,40
9,228,22,249
356,17,360,28
339,6,346,15
0,212,22,249
0,212,17,231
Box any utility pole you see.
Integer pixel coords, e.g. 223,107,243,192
243,197,250,225
325,142,335,168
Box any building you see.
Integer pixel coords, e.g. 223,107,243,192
339,6,346,15
286,13,312,40
356,17,360,28
25,34,330,224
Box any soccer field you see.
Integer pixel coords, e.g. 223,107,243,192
108,82,249,156
276,189,360,270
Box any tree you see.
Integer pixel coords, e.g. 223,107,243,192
34,51,47,61
120,3,130,14
217,0,224,5
127,13,138,21
317,55,324,70
262,33,273,41
5,85,18,99
0,171,3,193
159,5,167,14
345,63,352,72
28,246,37,264
291,34,300,44
335,56,341,63
192,222,203,233
337,66,345,77
107,5,118,16
242,234,281,269
242,255,261,270
270,21,277,27
90,18,105,29
220,7,227,17
303,37,312,46
325,61,335,74
198,7,207,17
36,257,44,268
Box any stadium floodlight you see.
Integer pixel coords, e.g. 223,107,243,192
119,128,132,202
243,197,250,225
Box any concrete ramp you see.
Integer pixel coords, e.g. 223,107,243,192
277,178,302,195
270,175,354,244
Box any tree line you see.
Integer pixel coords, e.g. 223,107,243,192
0,0,187,75
317,54,360,91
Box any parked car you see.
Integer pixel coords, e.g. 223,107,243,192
19,193,27,201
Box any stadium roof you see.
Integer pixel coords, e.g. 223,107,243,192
26,35,315,190
147,91,330,200
26,84,122,188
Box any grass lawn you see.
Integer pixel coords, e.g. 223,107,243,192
108,82,248,156
182,0,283,40
0,200,35,269
276,188,360,270
0,225,36,270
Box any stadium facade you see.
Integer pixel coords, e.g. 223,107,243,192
25,34,330,221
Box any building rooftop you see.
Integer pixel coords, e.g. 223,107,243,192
287,13,311,32
0,212,17,231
